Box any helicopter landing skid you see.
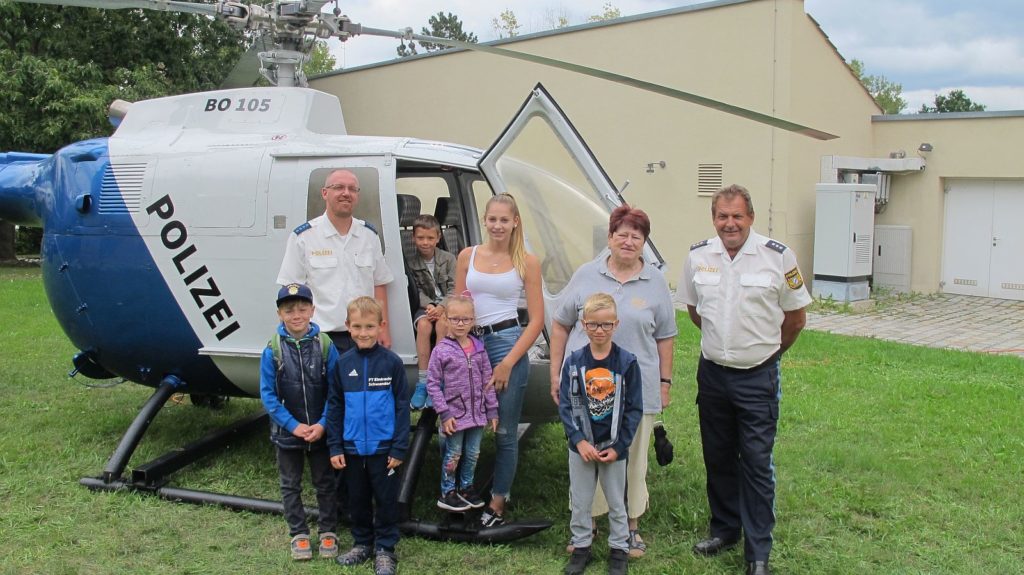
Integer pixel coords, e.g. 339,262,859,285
79,380,551,543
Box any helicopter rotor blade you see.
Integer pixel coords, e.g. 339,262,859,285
15,0,219,16
356,27,837,141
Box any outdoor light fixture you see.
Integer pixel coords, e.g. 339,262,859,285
918,142,933,152
646,160,666,173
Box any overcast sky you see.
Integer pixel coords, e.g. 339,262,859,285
326,0,1024,113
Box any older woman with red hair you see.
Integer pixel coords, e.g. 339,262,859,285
549,204,677,558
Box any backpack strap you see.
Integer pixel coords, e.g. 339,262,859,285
269,334,283,372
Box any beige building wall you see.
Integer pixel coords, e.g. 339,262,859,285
311,0,883,286
871,114,1024,293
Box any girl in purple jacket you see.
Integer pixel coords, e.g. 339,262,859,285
427,294,499,512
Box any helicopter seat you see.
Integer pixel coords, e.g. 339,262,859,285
396,194,423,323
433,197,465,256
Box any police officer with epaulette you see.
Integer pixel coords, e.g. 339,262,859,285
676,184,812,575
278,169,394,351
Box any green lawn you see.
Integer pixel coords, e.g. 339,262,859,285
1,266,1021,574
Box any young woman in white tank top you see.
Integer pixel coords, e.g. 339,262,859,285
454,193,544,527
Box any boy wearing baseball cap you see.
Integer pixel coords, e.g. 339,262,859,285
260,283,341,560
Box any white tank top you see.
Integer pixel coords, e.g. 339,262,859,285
466,246,523,326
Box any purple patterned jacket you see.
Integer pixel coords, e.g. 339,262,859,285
426,335,498,431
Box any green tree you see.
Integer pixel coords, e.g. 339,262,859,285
305,40,336,76
397,11,478,57
849,59,907,114
492,9,521,39
0,3,245,259
919,89,986,113
588,3,622,22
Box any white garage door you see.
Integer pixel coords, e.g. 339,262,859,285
942,179,1024,301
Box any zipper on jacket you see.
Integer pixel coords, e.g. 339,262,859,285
362,354,369,451
298,338,312,452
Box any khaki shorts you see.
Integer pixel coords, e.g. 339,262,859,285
592,413,655,520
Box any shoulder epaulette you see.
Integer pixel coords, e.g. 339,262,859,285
363,221,379,235
765,239,787,254
690,239,709,251
293,222,312,235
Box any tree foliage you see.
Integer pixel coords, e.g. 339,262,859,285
397,11,478,57
0,2,246,257
399,11,479,56
588,3,622,22
491,9,521,39
305,40,336,76
919,89,986,113
849,59,907,114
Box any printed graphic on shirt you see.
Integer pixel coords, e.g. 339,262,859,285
785,267,804,289
585,367,616,421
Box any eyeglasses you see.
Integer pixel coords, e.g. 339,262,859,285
323,183,360,193
447,316,474,325
583,321,616,332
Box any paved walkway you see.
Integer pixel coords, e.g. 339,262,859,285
805,293,1024,358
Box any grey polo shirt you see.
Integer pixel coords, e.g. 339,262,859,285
554,254,678,414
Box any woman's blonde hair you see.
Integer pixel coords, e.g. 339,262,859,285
484,193,527,279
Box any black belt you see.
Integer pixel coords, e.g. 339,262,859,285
473,317,521,336
702,352,780,374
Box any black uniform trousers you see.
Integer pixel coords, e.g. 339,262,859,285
276,444,339,537
696,354,780,562
345,452,400,553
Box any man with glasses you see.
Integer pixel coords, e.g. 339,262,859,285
278,169,394,351
676,184,811,575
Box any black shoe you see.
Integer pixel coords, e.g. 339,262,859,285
607,548,629,575
335,544,372,566
437,491,471,512
692,536,739,556
480,506,506,527
564,546,592,575
747,560,770,575
458,488,486,509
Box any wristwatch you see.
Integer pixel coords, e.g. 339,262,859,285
660,378,672,386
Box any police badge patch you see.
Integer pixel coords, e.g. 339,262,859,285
785,267,804,290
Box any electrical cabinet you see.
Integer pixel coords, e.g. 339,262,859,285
812,183,876,301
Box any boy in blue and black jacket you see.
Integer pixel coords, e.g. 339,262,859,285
327,296,410,575
559,293,642,575
260,283,341,561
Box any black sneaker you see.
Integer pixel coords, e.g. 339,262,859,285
457,488,486,509
479,507,506,527
564,546,592,575
335,544,373,566
374,550,398,575
608,548,629,575
437,491,471,512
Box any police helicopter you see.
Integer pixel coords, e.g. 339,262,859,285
0,0,836,543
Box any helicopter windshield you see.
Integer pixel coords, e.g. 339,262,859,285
472,154,610,295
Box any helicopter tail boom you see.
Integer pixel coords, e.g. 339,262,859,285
0,152,51,227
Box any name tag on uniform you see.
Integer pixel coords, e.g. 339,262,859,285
739,273,772,288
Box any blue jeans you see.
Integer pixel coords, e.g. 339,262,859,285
481,325,529,499
439,426,485,495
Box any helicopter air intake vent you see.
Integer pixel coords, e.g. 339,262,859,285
99,163,147,213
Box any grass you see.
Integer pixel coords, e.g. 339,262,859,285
1,266,1022,574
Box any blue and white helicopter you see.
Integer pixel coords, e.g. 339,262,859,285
0,0,835,542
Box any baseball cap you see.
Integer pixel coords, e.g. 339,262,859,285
276,283,313,306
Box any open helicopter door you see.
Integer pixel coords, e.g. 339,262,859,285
478,83,665,330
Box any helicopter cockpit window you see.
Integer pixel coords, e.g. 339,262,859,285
481,116,611,296
306,167,383,251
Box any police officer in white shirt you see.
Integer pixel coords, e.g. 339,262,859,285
676,184,811,575
277,169,394,351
